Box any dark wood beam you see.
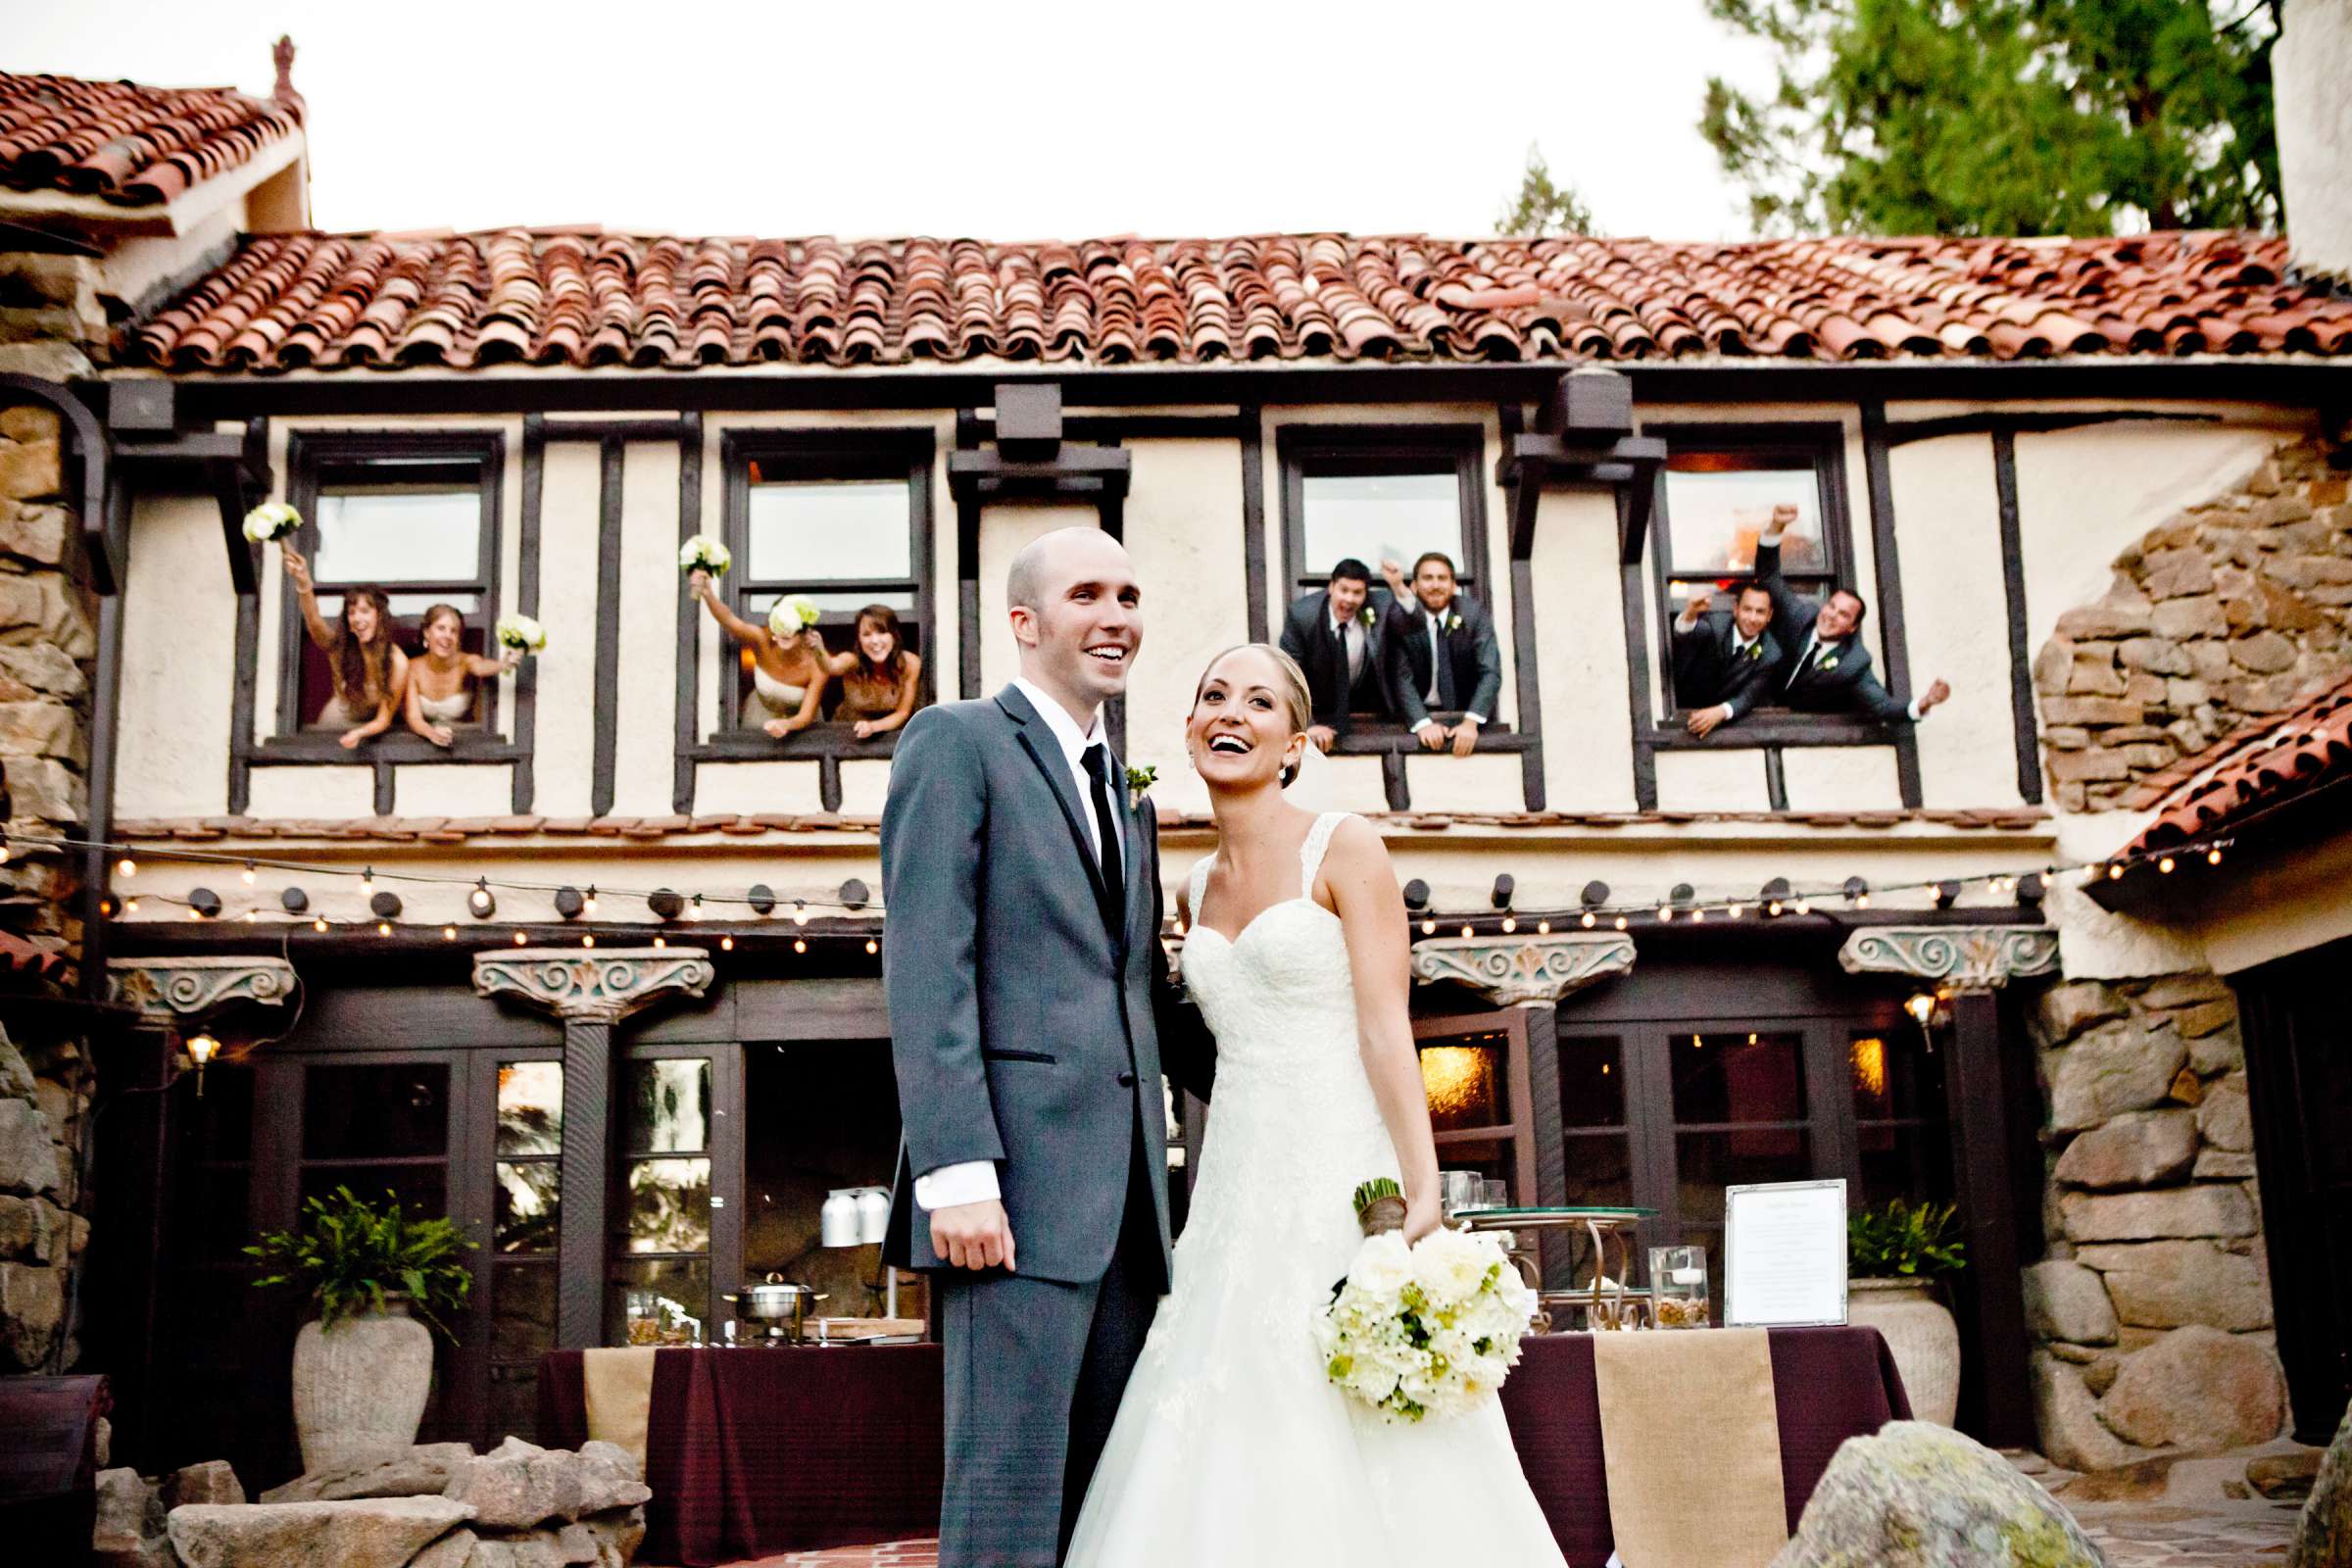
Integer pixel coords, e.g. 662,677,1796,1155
1946,988,2036,1447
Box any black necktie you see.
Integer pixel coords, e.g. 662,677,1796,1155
1081,743,1126,942
1432,612,1458,710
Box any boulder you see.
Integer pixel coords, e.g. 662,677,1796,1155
2034,982,2126,1044
2030,1354,2142,1474
167,1496,475,1568
410,1529,478,1568
2098,1325,2285,1452
2079,1239,2273,1332
2249,1447,2321,1501
2049,1021,2186,1132
2022,1260,2117,1346
460,1537,564,1568
2052,1109,2198,1190
165,1459,245,1509
0,1097,57,1195
2186,1024,2244,1076
2136,973,2230,1009
2292,1400,2352,1568
2060,1185,2256,1243
2197,1076,2253,1152
576,1505,645,1568
555,1521,601,1563
443,1449,584,1530
261,1442,474,1504
1770,1420,2102,1567
92,1467,165,1551
576,1442,638,1481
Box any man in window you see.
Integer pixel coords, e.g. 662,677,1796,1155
1380,552,1501,758
1755,505,1950,724
1672,581,1784,738
1280,558,1396,753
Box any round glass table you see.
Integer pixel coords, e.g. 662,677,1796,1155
1452,1205,1661,1332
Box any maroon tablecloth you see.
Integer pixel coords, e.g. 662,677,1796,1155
540,1346,945,1567
543,1326,1906,1567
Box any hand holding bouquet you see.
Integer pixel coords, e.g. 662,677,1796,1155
495,613,547,656
680,534,732,577
1315,1178,1536,1423
242,501,301,544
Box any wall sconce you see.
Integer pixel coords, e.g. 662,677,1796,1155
185,1031,220,1098
1904,991,1948,1054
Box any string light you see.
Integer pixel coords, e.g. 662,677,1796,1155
1500,915,1516,933
2107,862,2125,880
1459,924,1474,939
118,857,135,877
1537,919,1551,934
653,935,666,948
2158,856,2176,874
721,935,735,952
583,933,595,948
1614,916,1628,931
361,867,374,892
1580,911,1595,928
241,861,257,885
793,938,807,955
585,887,599,916
2207,847,2223,865
792,901,810,927
313,916,327,931
442,926,457,941
1420,918,1436,935
514,930,527,945
865,938,879,955
376,921,390,935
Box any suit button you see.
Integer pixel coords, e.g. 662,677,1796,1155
1116,1071,1137,1088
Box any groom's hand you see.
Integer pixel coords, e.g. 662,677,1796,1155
931,1199,1016,1272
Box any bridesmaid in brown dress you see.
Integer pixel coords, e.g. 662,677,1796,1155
824,604,923,739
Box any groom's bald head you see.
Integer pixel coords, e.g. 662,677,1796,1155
1006,526,1141,711
1007,526,1126,614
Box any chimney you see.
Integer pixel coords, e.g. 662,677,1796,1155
270,35,306,122
2277,0,2352,282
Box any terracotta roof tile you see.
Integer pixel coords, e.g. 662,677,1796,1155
2123,674,2352,856
125,229,2352,374
0,71,301,207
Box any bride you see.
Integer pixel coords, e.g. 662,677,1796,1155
1064,643,1568,1566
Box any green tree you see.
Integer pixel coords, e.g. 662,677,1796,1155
1496,143,1598,236
1700,0,2281,235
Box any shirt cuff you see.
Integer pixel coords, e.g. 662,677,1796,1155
1462,712,1487,725
1718,703,1737,723
1759,527,1787,548
1907,696,1928,722
913,1160,1000,1210
1411,718,1437,734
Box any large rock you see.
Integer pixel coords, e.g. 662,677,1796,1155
2053,1109,2199,1190
410,1529,478,1568
262,1442,474,1503
1770,1420,2101,1567
2079,1240,2273,1331
443,1447,584,1530
2197,1076,2253,1152
165,1459,245,1508
2098,1324,2285,1451
0,1258,64,1367
460,1536,564,1568
92,1467,165,1551
0,1098,57,1195
572,1448,651,1517
2049,1020,2187,1132
2023,1260,2118,1346
2292,1399,2352,1568
2034,982,2127,1044
167,1496,475,1568
2031,1353,2142,1474
2060,1185,2256,1243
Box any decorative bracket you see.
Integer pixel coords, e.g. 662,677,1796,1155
1410,932,1637,1007
473,948,715,1023
109,956,297,1019
1838,926,2059,993
1495,370,1664,563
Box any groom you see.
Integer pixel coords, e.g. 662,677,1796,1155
880,526,1213,1568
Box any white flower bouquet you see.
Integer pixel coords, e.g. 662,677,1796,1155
495,613,547,654
1315,1180,1536,1423
679,534,732,576
766,594,820,639
242,501,302,543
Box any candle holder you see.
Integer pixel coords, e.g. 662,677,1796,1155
1649,1245,1711,1329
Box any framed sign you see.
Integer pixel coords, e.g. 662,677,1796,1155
1725,1178,1848,1327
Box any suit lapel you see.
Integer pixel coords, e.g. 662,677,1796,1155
997,686,1109,909
1117,754,1150,955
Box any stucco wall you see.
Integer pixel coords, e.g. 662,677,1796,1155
116,494,234,818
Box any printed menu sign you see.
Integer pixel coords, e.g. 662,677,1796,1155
1725,1179,1848,1327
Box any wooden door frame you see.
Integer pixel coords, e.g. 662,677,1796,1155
1411,1007,1540,1212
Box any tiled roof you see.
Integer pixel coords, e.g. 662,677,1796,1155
2124,674,2352,856
0,929,68,987
124,228,2352,374
112,806,2050,845
0,71,301,207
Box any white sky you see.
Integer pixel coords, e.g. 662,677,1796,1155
20,1,1776,241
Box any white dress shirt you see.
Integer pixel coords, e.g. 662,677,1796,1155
1762,526,1928,722
1409,600,1488,733
1330,612,1367,686
914,676,1120,1212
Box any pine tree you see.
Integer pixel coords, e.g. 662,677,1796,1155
1700,0,2281,235
1496,144,1598,236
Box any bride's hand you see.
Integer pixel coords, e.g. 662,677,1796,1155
1401,1192,1444,1244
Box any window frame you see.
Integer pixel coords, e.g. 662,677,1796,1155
1277,423,1490,603
264,429,513,763
1642,421,1858,734
704,428,936,753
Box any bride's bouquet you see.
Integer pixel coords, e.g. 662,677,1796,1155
242,501,301,544
495,613,547,655
767,593,819,639
679,533,732,576
1315,1178,1537,1424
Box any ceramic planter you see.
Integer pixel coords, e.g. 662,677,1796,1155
290,1298,434,1473
1848,1276,1961,1426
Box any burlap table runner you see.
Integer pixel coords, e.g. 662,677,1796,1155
1591,1328,1788,1567
581,1346,660,1470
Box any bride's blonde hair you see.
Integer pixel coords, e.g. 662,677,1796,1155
1191,643,1314,787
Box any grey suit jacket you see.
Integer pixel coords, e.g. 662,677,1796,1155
879,684,1212,1287
1386,591,1503,729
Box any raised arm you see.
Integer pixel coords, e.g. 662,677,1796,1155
281,545,337,652
1322,814,1440,1242
689,568,770,649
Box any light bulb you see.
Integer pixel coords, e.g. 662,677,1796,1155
1420,919,1435,935
514,930,527,945
865,939,879,955
376,921,390,935
2108,862,2124,880
2207,847,2223,865
721,935,735,952
1690,909,1705,924
1614,916,1628,931
241,862,257,885
2158,857,2175,874
1537,919,1551,934
1580,911,1595,929
792,902,809,927
1500,916,1516,933
585,888,599,915
583,933,596,948
118,857,136,877
443,926,457,940
1459,924,1473,939
362,868,374,891
653,935,666,948
1727,904,1742,918
793,938,807,955
185,1032,220,1067
314,916,327,931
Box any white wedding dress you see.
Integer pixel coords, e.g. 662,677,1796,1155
1064,811,1569,1567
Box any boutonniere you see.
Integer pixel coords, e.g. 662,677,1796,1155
1445,612,1463,634
1819,656,1839,672
1125,764,1157,809
1359,607,1376,628
1746,642,1763,661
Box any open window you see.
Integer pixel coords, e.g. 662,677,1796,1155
275,432,505,741
714,431,934,737
1279,424,1487,601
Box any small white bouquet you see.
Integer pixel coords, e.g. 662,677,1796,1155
242,501,301,544
1315,1178,1536,1424
495,613,547,655
679,534,732,576
766,593,819,639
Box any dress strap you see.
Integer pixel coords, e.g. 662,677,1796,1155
1186,853,1214,924
1299,811,1348,899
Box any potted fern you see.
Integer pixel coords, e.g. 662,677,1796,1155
247,1186,477,1472
1847,1199,1967,1427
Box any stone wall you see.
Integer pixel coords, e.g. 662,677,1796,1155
2025,972,2288,1469
0,1021,87,1372
2034,434,2352,811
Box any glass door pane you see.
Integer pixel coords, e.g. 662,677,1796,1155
482,1058,561,1443
1415,1011,1535,1211
1663,1030,1816,1308
614,1049,739,1346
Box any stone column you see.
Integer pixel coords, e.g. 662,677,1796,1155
1412,932,1636,1285
1840,925,2058,1447
474,949,713,1348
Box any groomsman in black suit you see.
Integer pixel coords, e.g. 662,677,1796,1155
1381,552,1502,758
1672,580,1784,737
1278,558,1396,752
1754,504,1950,724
